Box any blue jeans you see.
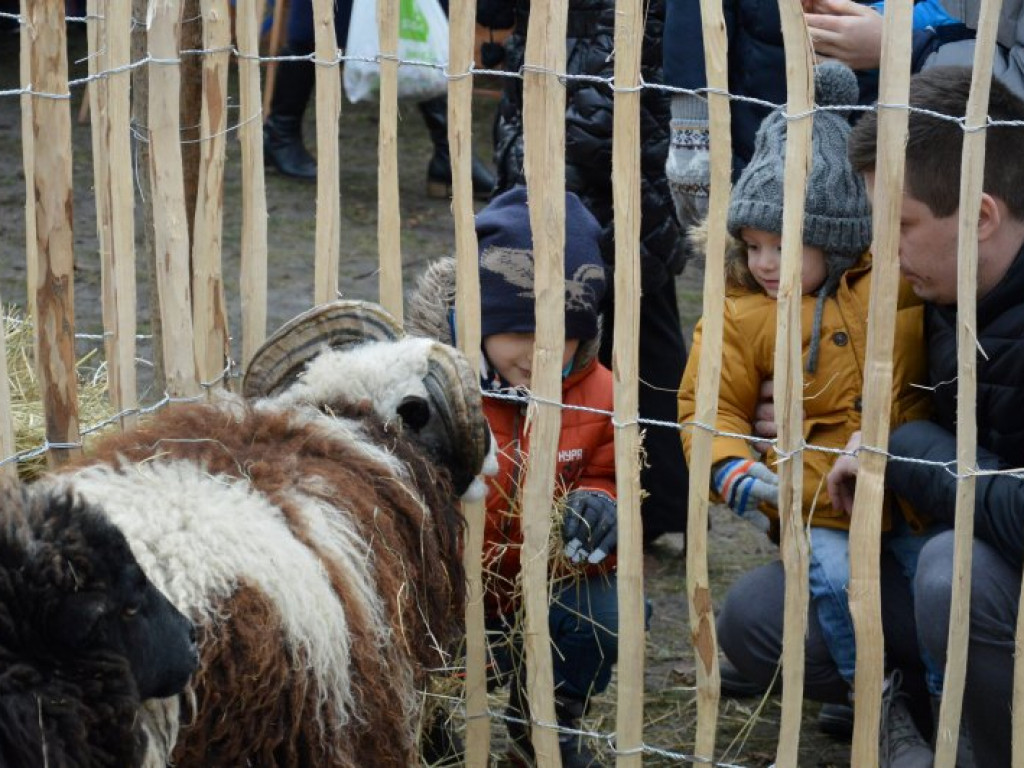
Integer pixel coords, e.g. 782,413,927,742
486,573,639,701
809,517,946,687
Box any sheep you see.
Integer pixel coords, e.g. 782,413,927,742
0,482,198,768
34,300,493,768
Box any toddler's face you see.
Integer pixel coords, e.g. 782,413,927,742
483,333,581,388
741,228,828,297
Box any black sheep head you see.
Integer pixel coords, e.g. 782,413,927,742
0,484,198,701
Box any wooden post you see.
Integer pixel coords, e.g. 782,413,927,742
847,1,912,763
520,0,567,763
312,0,341,306
0,301,15,483
610,0,645,764
448,0,489,761
774,4,813,766
935,4,1000,765
20,0,37,327
192,0,233,386
686,0,732,756
237,0,270,367
147,0,200,397
24,0,81,466
377,0,403,321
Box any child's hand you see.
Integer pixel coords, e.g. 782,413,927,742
712,459,779,518
562,491,617,565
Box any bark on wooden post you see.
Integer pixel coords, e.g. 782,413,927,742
774,5,813,765
192,0,232,387
610,0,645,763
236,0,270,368
935,5,1000,765
312,0,341,306
686,0,732,756
448,0,489,762
847,2,912,763
147,0,200,398
377,0,403,321
24,0,81,466
521,0,568,762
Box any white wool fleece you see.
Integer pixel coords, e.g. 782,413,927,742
275,337,435,427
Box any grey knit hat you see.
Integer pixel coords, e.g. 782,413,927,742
727,61,872,257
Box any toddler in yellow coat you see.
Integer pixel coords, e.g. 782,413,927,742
677,62,943,733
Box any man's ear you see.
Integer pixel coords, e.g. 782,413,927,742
977,192,1003,242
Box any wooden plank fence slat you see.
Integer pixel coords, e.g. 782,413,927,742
20,0,38,325
312,0,341,306
148,0,200,397
610,0,645,764
25,0,81,466
520,0,568,761
0,296,14,483
687,0,732,755
847,1,913,763
377,0,403,321
935,3,1000,765
192,0,232,386
774,5,813,765
237,0,270,367
447,0,489,761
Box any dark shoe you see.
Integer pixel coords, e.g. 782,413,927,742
880,671,934,768
817,702,855,742
263,114,317,180
719,657,770,699
931,695,976,768
418,95,495,201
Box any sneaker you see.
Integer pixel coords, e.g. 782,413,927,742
880,671,934,768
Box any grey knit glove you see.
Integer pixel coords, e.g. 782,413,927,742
562,491,617,565
666,94,710,228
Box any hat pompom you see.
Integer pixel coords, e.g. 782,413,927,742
814,60,859,109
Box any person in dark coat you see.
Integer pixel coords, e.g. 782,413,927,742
263,0,495,198
477,0,691,548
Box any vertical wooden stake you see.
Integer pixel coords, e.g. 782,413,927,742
377,0,403,321
24,0,81,466
774,4,813,766
611,0,645,764
312,0,341,306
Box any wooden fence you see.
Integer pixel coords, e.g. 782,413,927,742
0,0,1014,765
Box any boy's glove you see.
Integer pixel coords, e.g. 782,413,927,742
562,491,617,565
665,94,710,228
712,459,778,522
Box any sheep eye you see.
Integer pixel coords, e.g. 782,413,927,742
122,603,141,619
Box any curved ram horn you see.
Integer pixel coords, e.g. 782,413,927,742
243,300,403,399
421,343,490,496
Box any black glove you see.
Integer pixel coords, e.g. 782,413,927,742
562,491,617,565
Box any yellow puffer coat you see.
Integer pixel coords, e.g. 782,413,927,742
677,253,931,532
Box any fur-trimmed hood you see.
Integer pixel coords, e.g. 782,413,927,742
404,256,603,373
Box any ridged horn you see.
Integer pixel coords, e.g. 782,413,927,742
421,343,489,496
243,300,402,399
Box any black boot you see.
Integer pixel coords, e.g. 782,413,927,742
418,95,496,201
263,48,317,180
506,682,602,768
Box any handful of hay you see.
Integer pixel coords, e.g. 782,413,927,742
4,309,117,480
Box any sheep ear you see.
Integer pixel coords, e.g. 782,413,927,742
396,395,431,432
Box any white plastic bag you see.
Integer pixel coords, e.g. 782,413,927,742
343,0,450,103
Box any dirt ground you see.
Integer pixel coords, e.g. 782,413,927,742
0,24,854,767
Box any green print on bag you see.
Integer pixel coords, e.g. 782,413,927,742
400,0,430,43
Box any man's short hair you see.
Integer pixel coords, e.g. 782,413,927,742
848,66,1024,219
